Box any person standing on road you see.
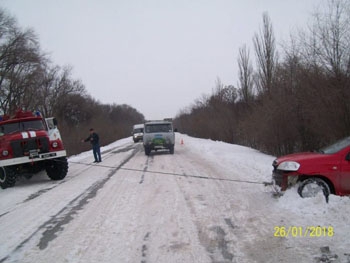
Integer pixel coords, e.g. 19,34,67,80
82,128,102,163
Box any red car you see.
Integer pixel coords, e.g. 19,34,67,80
272,137,350,199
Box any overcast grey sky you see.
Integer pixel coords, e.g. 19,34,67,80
1,0,321,120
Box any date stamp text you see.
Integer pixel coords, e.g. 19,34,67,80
274,226,334,237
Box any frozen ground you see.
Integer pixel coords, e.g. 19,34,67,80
0,134,349,263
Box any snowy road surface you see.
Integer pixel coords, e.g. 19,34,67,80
0,134,350,263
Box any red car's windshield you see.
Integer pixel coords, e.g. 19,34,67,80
320,137,350,154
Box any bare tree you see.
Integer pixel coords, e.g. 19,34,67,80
299,0,350,137
253,12,277,94
0,9,43,114
237,44,254,104
311,0,350,78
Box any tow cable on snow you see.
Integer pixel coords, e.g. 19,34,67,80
67,160,267,185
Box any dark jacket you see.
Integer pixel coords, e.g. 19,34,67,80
84,132,100,146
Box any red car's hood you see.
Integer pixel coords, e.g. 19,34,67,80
274,152,327,166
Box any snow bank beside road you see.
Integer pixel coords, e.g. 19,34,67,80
176,133,350,262
177,134,275,182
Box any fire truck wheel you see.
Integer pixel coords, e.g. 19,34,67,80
46,157,68,181
0,167,16,189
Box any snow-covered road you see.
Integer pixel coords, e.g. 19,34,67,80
0,134,349,263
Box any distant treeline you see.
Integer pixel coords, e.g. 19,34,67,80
0,9,144,156
174,0,350,156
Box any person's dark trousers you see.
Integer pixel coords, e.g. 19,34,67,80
92,144,102,162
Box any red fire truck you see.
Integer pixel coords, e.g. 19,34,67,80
0,110,68,189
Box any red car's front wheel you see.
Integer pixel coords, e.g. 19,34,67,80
298,178,331,202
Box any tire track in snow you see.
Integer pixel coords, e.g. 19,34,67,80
0,146,140,263
0,143,139,219
172,149,236,263
139,156,153,184
140,232,151,263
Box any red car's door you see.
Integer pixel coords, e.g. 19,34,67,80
339,151,350,195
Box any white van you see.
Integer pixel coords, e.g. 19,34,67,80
143,120,175,155
132,124,144,143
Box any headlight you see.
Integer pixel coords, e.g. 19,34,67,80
52,142,58,148
2,150,9,156
277,161,300,171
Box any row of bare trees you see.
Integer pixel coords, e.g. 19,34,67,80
0,9,144,155
174,0,350,156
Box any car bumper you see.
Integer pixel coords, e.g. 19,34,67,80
144,143,174,150
272,170,299,191
0,150,67,167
